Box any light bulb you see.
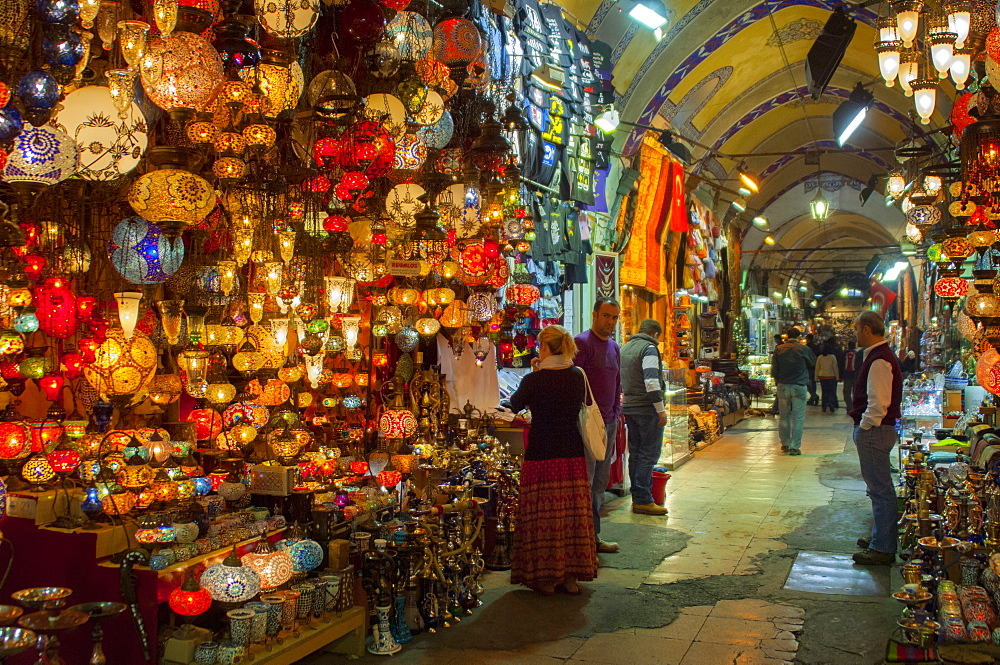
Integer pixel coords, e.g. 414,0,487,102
114,292,142,339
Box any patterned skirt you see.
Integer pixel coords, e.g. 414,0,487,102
510,456,598,588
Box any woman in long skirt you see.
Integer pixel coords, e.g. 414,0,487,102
508,325,598,594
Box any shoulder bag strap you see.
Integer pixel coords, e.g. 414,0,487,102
576,367,595,405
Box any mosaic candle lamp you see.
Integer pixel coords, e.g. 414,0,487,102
201,549,262,602
21,454,56,486
83,329,158,399
127,148,216,238
934,276,970,301
241,539,294,591
0,422,33,462
141,31,223,116
109,217,185,285
2,123,77,186
276,538,324,573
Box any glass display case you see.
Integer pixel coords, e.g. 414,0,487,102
742,354,774,406
659,369,691,470
900,376,943,430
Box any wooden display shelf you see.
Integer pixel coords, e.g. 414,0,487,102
96,528,287,576
252,607,366,664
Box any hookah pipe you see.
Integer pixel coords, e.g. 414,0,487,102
115,548,151,661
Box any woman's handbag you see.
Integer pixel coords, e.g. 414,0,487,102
577,368,607,461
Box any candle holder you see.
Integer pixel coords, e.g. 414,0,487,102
0,627,36,665
67,602,126,665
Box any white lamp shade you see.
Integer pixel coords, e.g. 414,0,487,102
896,10,919,47
114,291,143,339
255,0,319,38
877,45,900,85
948,7,970,48
342,315,361,351
951,50,971,88
52,85,147,181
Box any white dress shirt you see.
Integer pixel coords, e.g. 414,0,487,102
860,340,893,430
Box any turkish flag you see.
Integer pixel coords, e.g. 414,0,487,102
667,160,689,233
869,279,897,317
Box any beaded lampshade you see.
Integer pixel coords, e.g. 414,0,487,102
109,217,185,284
128,163,215,233
0,422,32,460
431,18,482,67
2,123,77,186
21,454,55,485
241,539,294,590
141,31,224,113
201,550,262,602
83,329,158,398
378,408,417,439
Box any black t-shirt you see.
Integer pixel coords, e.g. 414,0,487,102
510,367,585,460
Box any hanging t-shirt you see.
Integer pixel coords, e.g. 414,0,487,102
436,334,501,414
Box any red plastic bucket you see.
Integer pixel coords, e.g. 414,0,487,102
651,471,671,506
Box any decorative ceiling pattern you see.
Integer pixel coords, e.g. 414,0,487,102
554,0,948,285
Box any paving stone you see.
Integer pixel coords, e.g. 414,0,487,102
762,650,797,661
760,638,799,652
696,617,778,645
710,599,805,621
572,633,691,665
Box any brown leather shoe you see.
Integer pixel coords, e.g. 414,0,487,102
852,549,895,565
632,503,668,515
596,539,620,554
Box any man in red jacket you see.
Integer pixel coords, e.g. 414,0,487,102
849,311,902,566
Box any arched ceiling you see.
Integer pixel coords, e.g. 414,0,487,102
555,0,960,286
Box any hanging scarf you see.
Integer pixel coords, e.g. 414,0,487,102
537,354,574,370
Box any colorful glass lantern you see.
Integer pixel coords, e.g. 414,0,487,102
83,328,158,398
386,11,432,60
0,422,31,459
275,537,324,573
169,574,213,616
377,469,402,487
507,283,541,307
35,277,78,339
128,162,215,237
187,408,223,441
2,123,77,186
255,0,318,37
431,18,482,67
21,454,56,485
201,549,262,602
141,31,224,114
378,409,417,439
238,52,304,118
934,276,970,300
942,235,974,260
109,217,185,285
241,539,294,591
46,447,80,475
38,374,64,402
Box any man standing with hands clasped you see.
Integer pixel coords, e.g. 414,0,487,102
850,311,903,566
771,328,815,455
575,298,623,554
622,319,668,516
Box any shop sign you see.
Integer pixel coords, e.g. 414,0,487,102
388,260,421,276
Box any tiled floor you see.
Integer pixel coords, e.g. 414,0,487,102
318,416,865,665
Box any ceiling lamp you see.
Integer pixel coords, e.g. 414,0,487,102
876,1,970,96
887,170,907,198
876,40,901,85
912,78,938,124
594,107,620,133
764,235,776,245
626,0,669,30
945,0,971,48
894,1,921,47
737,166,759,194
833,82,874,146
810,186,831,220
731,196,747,212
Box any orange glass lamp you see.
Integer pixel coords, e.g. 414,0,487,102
377,469,402,488
21,453,56,486
0,422,31,460
38,374,65,402
378,409,417,440
241,539,294,592
168,572,213,617
29,419,64,452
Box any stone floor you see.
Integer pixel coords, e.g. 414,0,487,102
312,407,902,665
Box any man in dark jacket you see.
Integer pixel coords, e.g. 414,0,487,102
621,319,668,515
772,329,816,455
805,333,821,405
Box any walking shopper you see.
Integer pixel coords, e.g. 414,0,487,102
770,334,783,415
771,329,815,455
621,319,668,516
575,297,623,554
805,333,821,406
816,340,841,413
850,311,903,566
842,341,859,409
508,325,599,594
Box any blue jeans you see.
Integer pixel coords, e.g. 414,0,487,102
776,384,807,450
842,373,856,408
586,419,618,537
625,410,664,505
854,424,898,553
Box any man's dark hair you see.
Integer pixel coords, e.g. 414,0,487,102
848,340,856,349
786,328,802,339
638,319,662,336
593,297,620,313
773,334,783,343
805,333,813,341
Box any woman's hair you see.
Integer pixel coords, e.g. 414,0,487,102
822,340,836,355
538,324,577,358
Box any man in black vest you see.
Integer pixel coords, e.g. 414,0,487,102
849,311,903,566
622,319,667,516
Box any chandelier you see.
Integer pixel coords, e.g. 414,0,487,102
874,1,974,124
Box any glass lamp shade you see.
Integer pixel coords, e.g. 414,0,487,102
934,276,969,300
275,538,323,572
969,228,998,247
187,408,222,440
238,56,304,118
378,409,417,439
128,167,215,231
141,31,224,113
417,109,453,149
200,554,262,602
0,422,31,460
21,455,56,485
897,50,919,95
83,328,158,398
255,0,318,38
967,292,1000,317
409,90,444,126
50,85,147,181
114,292,143,339
912,79,937,124
341,316,361,352
930,32,956,76
241,541,294,590
307,70,357,121
978,348,1000,395
467,292,497,322
2,123,77,186
431,17,482,67
387,11,432,60
35,277,78,340
206,382,236,405
168,581,212,616
0,331,24,356
242,123,276,147
876,40,901,85
109,217,185,285
415,317,440,337
378,469,402,487
951,48,972,88
507,283,540,306
361,93,407,138
942,236,974,260
392,133,427,170
18,70,60,110
905,205,942,227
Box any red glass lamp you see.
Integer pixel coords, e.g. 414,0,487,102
377,469,402,487
378,409,417,439
0,422,31,460
506,283,540,307
38,374,65,402
431,18,482,67
168,573,213,616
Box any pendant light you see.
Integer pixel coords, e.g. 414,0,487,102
809,182,830,221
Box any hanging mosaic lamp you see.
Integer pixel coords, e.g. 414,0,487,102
141,29,223,121
200,548,262,602
127,147,215,238
109,217,185,284
2,123,77,186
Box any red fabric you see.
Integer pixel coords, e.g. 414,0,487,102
667,160,689,233
869,279,897,317
511,457,598,588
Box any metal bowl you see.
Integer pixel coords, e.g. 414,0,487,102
0,627,36,658
10,588,72,609
0,607,23,627
67,602,127,622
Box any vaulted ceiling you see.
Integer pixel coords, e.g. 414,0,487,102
557,0,960,286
